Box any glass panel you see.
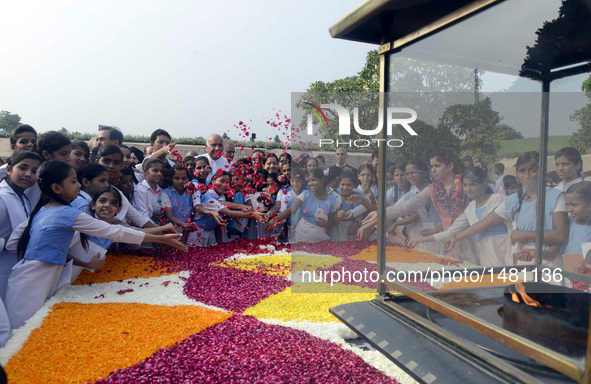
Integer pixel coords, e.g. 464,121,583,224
385,0,591,289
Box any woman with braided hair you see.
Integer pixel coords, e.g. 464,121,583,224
4,161,188,330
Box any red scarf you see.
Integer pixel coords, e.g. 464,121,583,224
429,174,469,227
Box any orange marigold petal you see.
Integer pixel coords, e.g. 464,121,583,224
5,303,232,384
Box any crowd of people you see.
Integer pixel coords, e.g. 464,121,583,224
0,123,590,346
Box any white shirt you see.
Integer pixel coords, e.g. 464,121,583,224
0,164,7,181
494,174,506,193
203,155,230,185
131,180,171,223
114,186,150,227
0,180,35,252
6,212,146,252
554,177,583,192
136,155,175,175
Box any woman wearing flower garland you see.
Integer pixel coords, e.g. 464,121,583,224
358,148,479,263
443,151,568,267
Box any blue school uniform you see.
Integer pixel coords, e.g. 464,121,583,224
226,191,247,236
336,188,364,213
289,191,302,228
88,235,113,249
0,180,36,301
563,218,591,255
70,191,92,214
388,185,402,207
163,187,193,225
25,206,81,265
475,206,508,242
195,191,223,231
503,188,563,247
299,190,340,226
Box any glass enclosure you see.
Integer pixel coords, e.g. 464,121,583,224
384,0,591,287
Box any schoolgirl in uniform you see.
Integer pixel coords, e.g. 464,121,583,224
356,164,378,207
70,164,110,214
4,161,187,329
267,168,341,243
132,158,171,224
306,157,319,173
333,172,371,241
162,165,194,242
37,131,71,162
386,162,411,207
444,151,568,268
412,167,511,266
554,147,583,191
392,158,442,253
265,166,306,238
0,151,42,346
563,182,591,261
68,139,90,171
94,145,158,229
359,148,479,264
0,151,43,299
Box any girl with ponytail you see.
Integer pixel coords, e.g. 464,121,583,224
4,161,188,330
443,151,568,268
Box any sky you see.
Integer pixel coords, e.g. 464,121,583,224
0,0,374,142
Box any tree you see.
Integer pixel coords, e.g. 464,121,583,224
438,97,503,162
274,134,281,144
499,124,524,141
222,132,230,140
570,74,591,153
401,120,461,161
0,111,22,134
298,51,477,154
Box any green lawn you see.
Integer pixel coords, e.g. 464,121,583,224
499,136,572,156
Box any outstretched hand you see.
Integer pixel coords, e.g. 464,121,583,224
362,211,377,225
86,253,107,270
442,236,456,253
160,233,189,252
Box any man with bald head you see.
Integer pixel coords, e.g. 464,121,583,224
204,134,231,184
334,147,356,173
